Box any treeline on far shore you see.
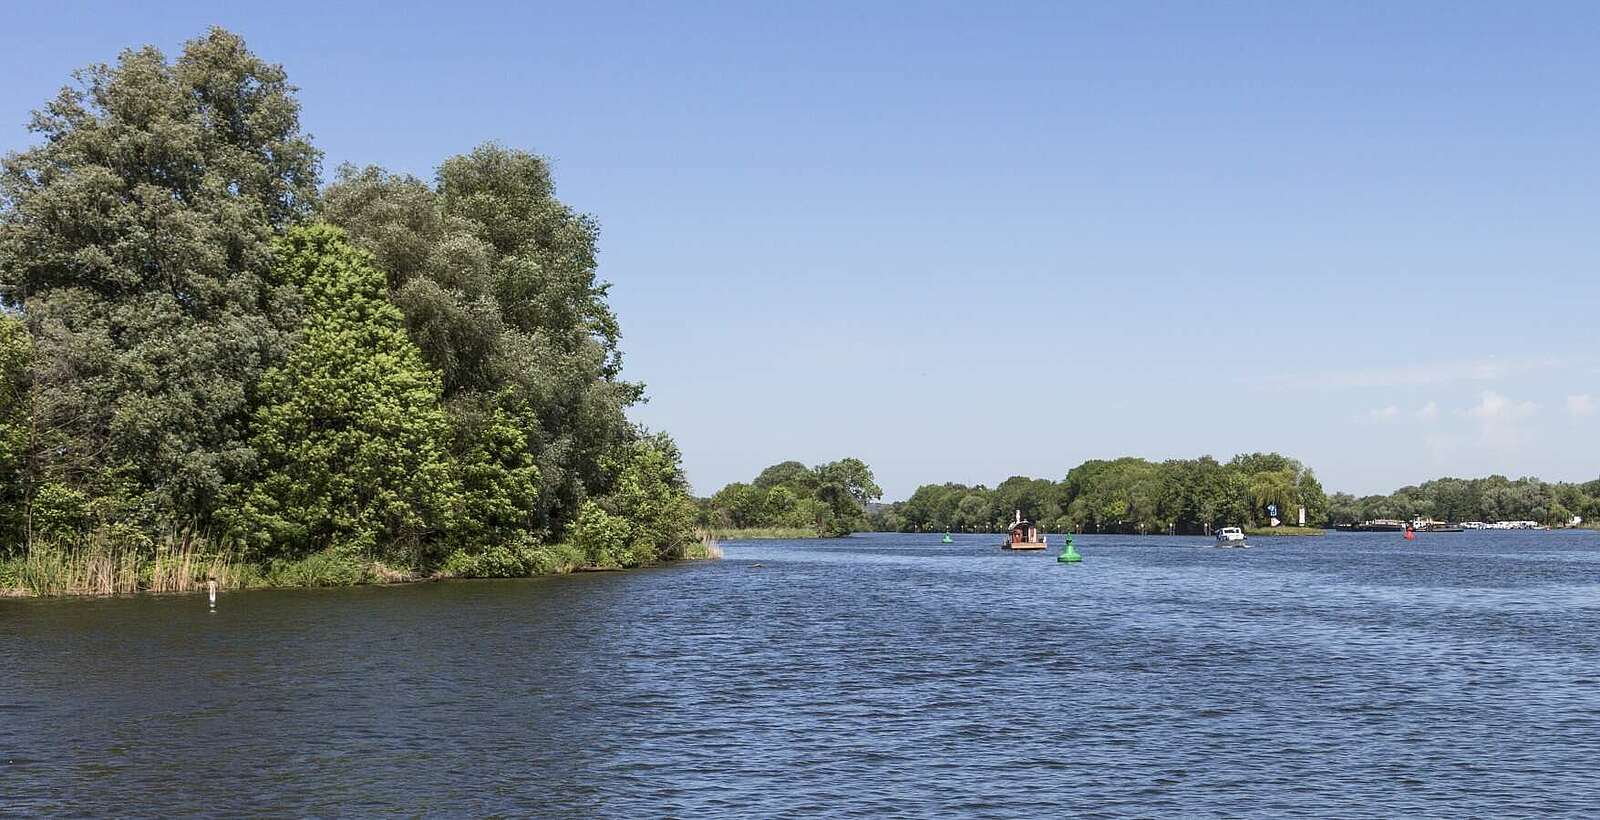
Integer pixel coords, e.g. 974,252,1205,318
869,453,1325,535
701,452,1600,537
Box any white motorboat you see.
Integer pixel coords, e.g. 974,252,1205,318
1215,526,1247,547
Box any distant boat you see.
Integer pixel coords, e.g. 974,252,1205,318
1000,510,1047,551
1336,519,1462,533
1334,519,1407,532
1215,527,1247,548
941,533,953,544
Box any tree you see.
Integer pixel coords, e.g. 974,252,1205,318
239,224,457,564
0,316,29,550
0,27,320,539
706,457,882,536
596,433,697,563
753,461,818,494
322,148,640,538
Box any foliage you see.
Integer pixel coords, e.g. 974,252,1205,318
320,148,642,539
238,224,458,565
571,500,633,569
0,29,705,589
703,457,882,537
1327,475,1600,527
0,316,28,549
0,28,319,539
875,452,1326,535
262,548,372,588
595,433,698,562
0,534,248,596
437,536,585,578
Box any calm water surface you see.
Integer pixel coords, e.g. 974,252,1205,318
5,531,1600,816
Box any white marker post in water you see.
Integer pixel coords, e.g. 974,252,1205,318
207,577,217,610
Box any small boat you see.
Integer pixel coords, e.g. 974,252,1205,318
941,533,953,544
1215,526,1247,547
1001,510,1047,551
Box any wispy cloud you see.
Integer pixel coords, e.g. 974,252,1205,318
1460,390,1538,449
1364,405,1400,422
1568,394,1596,417
1278,356,1572,391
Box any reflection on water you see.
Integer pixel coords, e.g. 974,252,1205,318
4,530,1599,815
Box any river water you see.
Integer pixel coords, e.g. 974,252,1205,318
4,530,1600,816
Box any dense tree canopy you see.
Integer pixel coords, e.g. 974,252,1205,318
0,28,319,539
0,28,696,580
239,224,458,562
872,453,1327,535
321,149,639,539
704,458,883,536
1327,475,1600,527
874,456,1598,534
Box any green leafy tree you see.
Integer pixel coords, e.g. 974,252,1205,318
0,316,30,550
240,224,457,564
706,457,882,536
596,433,697,562
753,461,818,494
321,148,639,537
571,499,632,569
0,27,319,540
451,393,542,548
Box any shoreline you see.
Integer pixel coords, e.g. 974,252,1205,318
1,538,724,599
703,527,820,540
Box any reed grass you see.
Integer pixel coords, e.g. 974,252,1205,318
0,535,251,597
685,529,724,560
703,526,816,540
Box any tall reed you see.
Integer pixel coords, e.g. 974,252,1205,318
3,533,249,597
686,528,724,560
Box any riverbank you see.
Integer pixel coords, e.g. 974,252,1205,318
1244,526,1326,537
703,527,818,540
0,531,723,598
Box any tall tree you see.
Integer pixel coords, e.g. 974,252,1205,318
240,224,457,563
321,147,639,537
0,316,30,549
0,27,320,538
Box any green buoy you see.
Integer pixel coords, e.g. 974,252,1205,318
941,533,953,543
1057,534,1082,563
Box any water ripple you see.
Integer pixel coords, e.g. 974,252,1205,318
3,530,1599,816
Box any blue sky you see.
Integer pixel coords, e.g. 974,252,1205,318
4,1,1597,499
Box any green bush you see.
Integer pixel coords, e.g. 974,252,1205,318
528,542,584,575
571,501,633,568
438,536,585,578
264,549,370,587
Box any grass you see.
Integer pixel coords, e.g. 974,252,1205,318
684,529,724,560
1244,526,1326,537
0,536,253,597
702,526,817,540
2,528,707,597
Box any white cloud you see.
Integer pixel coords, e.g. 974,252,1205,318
1288,355,1572,391
1465,390,1538,422
1569,394,1596,417
1460,390,1538,449
1415,401,1439,421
